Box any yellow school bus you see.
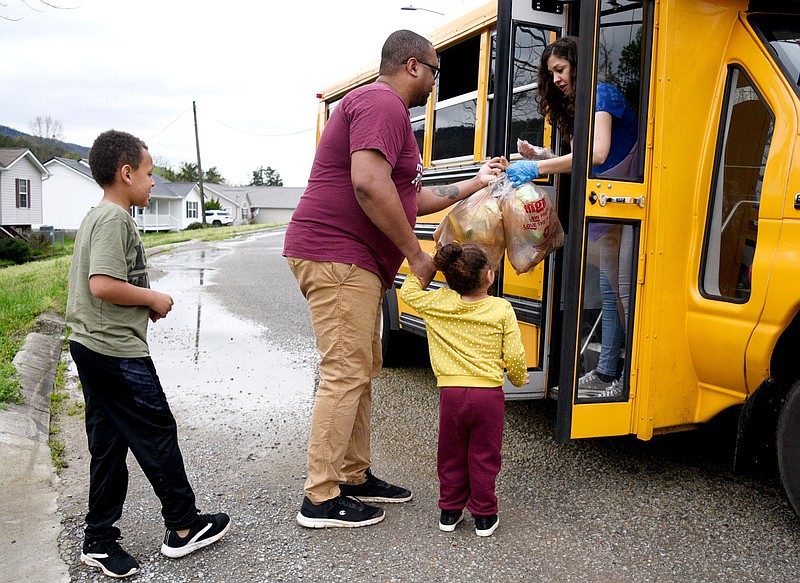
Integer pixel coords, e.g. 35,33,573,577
314,0,800,518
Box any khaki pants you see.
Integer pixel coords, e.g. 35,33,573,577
287,258,384,503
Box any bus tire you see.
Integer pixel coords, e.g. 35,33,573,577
777,379,800,518
380,293,398,367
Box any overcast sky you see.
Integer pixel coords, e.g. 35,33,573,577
0,0,490,186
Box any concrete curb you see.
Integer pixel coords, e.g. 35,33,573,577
0,312,70,583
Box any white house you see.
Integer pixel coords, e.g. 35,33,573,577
0,148,48,234
41,158,246,232
246,186,304,224
198,185,302,225
132,177,193,232
128,180,254,231
41,157,100,230
203,184,254,225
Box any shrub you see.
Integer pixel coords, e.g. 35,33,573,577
0,238,31,264
28,233,53,256
203,198,222,211
184,222,205,230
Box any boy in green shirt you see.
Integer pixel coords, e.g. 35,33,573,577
66,130,230,578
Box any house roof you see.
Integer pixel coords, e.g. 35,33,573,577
203,184,252,208
45,157,93,180
210,185,304,209
151,178,195,200
0,147,48,175
0,148,28,168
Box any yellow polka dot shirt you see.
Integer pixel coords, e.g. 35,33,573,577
400,273,527,388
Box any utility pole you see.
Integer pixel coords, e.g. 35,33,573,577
193,100,207,225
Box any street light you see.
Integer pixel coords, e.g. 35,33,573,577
400,5,445,15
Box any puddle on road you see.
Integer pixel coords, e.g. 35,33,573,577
145,247,315,423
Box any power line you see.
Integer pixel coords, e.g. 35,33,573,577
147,107,191,141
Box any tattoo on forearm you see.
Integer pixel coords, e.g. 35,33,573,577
432,184,460,199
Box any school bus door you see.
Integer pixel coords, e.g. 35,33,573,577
555,0,652,441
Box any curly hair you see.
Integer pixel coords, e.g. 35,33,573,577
89,129,148,187
536,36,578,142
433,242,490,295
379,29,434,76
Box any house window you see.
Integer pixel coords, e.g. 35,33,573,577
187,200,198,219
16,179,31,208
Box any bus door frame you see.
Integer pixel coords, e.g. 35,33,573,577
556,0,653,442
493,0,568,399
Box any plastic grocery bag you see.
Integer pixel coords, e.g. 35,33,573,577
499,177,564,274
433,183,505,271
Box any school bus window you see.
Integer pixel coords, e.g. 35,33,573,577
590,0,646,181
432,35,481,162
410,103,426,154
749,15,800,99
327,97,342,121
510,25,552,152
701,67,773,302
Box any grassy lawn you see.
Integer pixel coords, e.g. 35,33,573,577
0,223,280,406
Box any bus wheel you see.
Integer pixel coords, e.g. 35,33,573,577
777,379,800,518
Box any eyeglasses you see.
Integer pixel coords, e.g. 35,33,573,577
403,57,440,80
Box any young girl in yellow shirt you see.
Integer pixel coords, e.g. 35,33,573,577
400,242,528,537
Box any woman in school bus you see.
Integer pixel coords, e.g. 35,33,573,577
506,35,638,399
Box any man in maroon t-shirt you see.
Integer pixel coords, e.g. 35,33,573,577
284,29,501,529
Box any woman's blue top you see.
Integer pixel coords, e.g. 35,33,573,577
592,83,638,175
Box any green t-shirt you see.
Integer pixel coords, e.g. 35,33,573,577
66,202,151,357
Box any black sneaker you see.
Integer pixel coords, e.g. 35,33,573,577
161,512,231,558
80,538,139,578
339,469,412,503
296,495,385,528
438,509,464,532
475,514,499,537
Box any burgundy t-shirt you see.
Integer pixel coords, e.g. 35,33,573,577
283,82,423,288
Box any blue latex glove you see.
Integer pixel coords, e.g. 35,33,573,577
506,160,540,188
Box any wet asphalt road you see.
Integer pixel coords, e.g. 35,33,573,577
55,229,800,582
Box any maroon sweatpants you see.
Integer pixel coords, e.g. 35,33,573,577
437,386,505,517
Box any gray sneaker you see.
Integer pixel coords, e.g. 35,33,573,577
577,370,615,398
598,378,624,398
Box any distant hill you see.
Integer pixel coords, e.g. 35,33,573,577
0,124,90,159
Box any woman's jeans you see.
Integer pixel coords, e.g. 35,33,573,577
596,225,633,378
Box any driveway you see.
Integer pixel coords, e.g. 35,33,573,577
54,229,800,582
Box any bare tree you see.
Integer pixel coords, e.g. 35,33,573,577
2,1,76,21
29,115,64,141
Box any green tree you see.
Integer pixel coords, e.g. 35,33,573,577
203,198,222,211
616,29,642,115
154,165,178,181
249,165,283,186
204,166,225,184
176,161,199,182
173,162,226,184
